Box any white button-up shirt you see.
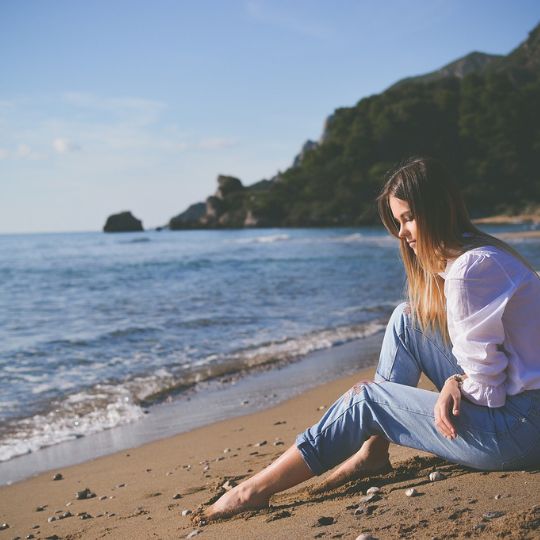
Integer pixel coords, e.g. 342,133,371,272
440,245,540,407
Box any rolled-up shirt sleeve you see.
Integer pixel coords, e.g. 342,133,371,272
445,253,517,408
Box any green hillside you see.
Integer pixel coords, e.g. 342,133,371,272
169,23,540,229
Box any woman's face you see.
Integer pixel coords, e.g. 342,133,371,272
389,196,417,253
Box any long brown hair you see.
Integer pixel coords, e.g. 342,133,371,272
377,156,536,342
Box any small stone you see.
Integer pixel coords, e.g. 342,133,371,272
45,536,60,540
26,535,35,539
76,487,96,500
35,506,46,512
52,473,63,481
61,511,73,519
186,530,200,538
273,440,285,446
181,509,192,516
146,468,152,472
494,494,502,500
173,493,182,500
223,448,231,453
47,516,56,523
353,506,365,516
254,440,267,447
366,486,381,495
99,495,107,501
316,516,334,526
317,405,327,411
79,512,93,520
355,535,377,540
405,488,418,497
429,471,445,482
0,523,9,530
222,480,237,491
108,513,116,517
483,511,505,521
31,525,40,529
116,483,126,488
166,471,173,476
66,501,72,506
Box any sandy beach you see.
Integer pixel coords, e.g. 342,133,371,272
1,365,539,540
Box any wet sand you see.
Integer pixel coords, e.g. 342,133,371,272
1,367,538,540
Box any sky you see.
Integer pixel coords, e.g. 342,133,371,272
1,1,540,233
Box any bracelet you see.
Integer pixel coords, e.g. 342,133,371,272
446,374,465,388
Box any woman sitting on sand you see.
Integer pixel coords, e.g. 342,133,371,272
199,156,540,523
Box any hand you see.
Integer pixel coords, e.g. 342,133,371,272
434,379,462,439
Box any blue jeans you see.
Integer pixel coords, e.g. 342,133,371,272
296,303,540,474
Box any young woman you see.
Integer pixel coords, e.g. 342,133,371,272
197,156,540,523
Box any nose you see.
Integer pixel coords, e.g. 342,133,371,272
398,223,407,239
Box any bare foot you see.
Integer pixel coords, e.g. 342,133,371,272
192,482,270,524
309,447,392,494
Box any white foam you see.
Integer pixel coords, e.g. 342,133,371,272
0,385,146,462
234,234,290,244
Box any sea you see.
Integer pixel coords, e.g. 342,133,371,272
1,226,539,484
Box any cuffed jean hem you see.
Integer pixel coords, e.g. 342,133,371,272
296,435,326,476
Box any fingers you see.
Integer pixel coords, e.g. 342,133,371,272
434,392,460,439
438,406,457,439
452,391,461,417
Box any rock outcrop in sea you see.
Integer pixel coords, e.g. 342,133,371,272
103,211,144,233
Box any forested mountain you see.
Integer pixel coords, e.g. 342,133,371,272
169,23,540,229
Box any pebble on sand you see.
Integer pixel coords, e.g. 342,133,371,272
316,516,335,526
483,511,505,521
181,509,192,516
355,534,378,540
366,486,381,495
0,523,9,530
52,473,63,481
405,488,418,497
76,488,96,500
186,529,201,538
222,480,237,491
429,471,445,482
173,493,182,499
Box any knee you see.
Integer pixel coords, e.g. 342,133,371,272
389,302,411,332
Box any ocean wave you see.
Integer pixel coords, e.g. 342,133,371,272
0,385,146,462
0,320,386,463
233,234,291,244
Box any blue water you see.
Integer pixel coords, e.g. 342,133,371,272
1,226,539,463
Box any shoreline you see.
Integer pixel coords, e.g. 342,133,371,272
1,366,538,540
0,332,385,487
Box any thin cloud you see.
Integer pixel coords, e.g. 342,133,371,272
13,143,46,161
245,0,332,39
0,148,8,160
63,92,166,127
53,138,81,154
198,137,238,150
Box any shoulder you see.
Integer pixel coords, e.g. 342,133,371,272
446,246,517,283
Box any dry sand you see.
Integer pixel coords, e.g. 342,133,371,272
1,368,539,540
